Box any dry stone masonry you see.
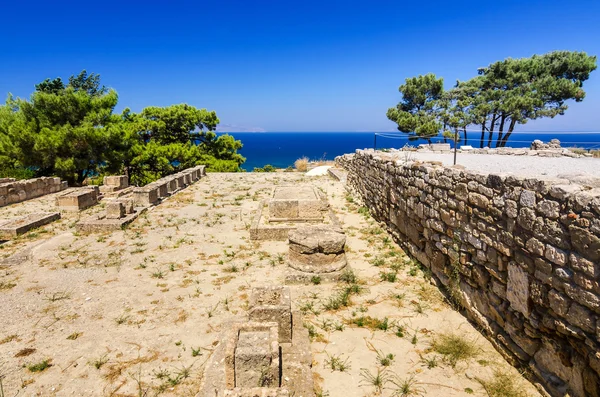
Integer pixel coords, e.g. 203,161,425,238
0,176,66,207
337,149,600,397
200,286,314,397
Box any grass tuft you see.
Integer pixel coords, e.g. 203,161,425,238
431,332,480,367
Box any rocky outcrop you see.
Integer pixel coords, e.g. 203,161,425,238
337,149,600,397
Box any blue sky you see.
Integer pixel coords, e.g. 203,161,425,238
1,0,599,132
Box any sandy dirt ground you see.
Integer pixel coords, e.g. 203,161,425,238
0,173,542,397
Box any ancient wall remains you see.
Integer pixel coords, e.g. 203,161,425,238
0,177,66,207
336,150,600,397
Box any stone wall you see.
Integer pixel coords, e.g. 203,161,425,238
336,150,600,397
0,177,66,207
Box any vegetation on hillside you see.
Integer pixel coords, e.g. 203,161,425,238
387,51,598,147
0,71,245,184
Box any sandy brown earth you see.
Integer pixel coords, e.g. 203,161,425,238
0,172,542,397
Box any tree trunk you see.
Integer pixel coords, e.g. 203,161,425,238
463,127,468,146
496,114,507,148
500,119,518,147
480,123,486,148
487,113,498,148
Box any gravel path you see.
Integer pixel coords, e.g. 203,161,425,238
407,152,600,178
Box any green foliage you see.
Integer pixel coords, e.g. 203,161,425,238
0,71,245,185
386,73,444,141
388,51,597,147
253,164,277,172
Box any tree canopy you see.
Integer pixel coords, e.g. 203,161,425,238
387,51,597,147
0,70,245,184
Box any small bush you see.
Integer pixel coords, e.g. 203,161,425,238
0,166,35,180
294,157,309,172
253,164,277,172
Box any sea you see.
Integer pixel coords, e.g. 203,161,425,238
218,132,600,171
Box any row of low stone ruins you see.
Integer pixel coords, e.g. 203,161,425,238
0,166,205,239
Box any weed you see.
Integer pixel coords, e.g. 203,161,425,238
151,270,165,279
66,332,82,340
91,354,109,369
376,350,395,366
478,369,529,397
420,355,439,369
0,335,18,345
380,271,397,282
115,313,130,325
411,332,418,345
372,257,385,267
311,276,322,285
44,291,71,302
324,353,350,372
431,332,479,367
359,367,388,393
376,317,390,331
206,302,219,317
389,375,423,396
224,264,239,273
191,347,202,357
395,324,406,338
339,268,357,284
28,359,51,372
357,206,370,217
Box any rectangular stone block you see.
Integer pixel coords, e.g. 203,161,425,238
118,198,134,214
183,171,193,185
235,330,279,388
133,186,159,206
106,201,126,219
103,175,128,190
430,143,452,151
175,174,186,189
249,286,292,343
0,212,60,239
507,263,531,316
167,177,178,193
56,187,99,211
154,181,168,198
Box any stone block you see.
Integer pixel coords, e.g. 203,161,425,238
0,212,61,240
106,201,126,219
154,181,169,198
56,187,99,211
167,177,178,193
507,263,531,316
103,175,128,190
133,186,159,207
249,286,292,343
430,143,451,151
234,326,279,389
288,226,346,273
